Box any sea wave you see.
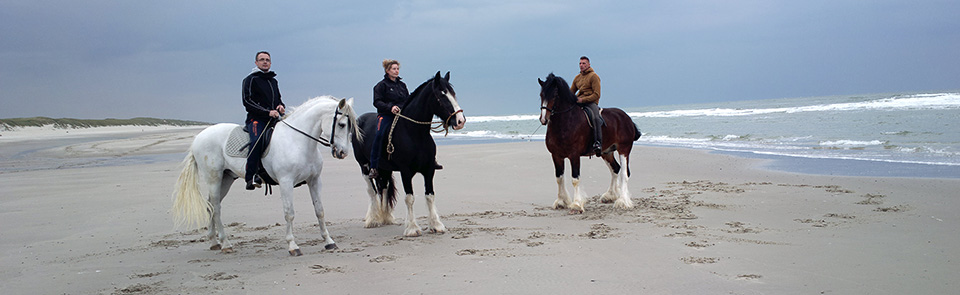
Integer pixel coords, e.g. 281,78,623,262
461,93,960,122
627,92,960,118
467,114,540,123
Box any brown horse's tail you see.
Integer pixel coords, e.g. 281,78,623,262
632,120,642,141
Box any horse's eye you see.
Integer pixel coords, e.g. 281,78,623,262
339,123,347,128
441,91,446,95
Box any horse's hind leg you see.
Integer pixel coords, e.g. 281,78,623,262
363,174,396,228
363,175,382,228
207,173,235,252
308,178,337,251
600,154,622,204
614,152,634,209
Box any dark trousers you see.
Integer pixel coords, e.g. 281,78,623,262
581,102,603,145
369,114,393,170
245,119,268,183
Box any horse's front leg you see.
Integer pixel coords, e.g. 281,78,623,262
423,169,445,234
552,154,571,209
279,182,302,256
308,177,338,250
569,157,586,214
400,171,421,237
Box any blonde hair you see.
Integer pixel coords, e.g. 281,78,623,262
382,59,400,72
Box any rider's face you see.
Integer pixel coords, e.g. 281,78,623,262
579,59,590,72
256,53,271,72
386,64,400,80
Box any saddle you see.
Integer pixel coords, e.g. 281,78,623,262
225,125,280,186
580,106,608,157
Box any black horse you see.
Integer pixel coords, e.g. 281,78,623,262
353,71,465,237
538,73,641,213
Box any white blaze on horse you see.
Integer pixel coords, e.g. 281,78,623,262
172,96,360,256
538,73,642,213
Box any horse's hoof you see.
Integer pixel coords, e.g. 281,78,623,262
289,249,303,256
600,194,617,203
404,229,422,237
325,243,339,250
553,200,568,209
209,244,222,250
220,247,234,254
614,198,634,210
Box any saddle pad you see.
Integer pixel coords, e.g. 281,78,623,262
224,126,271,158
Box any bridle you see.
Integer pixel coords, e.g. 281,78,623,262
385,90,464,159
540,95,576,118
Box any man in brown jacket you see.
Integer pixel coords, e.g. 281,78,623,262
570,56,603,156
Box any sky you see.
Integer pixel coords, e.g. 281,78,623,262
1,0,958,123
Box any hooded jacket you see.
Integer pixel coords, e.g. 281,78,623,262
242,69,285,122
570,67,601,104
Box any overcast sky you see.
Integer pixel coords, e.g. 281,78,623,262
1,0,958,123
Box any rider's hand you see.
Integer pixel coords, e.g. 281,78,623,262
391,106,400,114
276,105,285,114
269,110,280,118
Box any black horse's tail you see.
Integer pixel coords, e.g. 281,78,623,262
376,174,398,210
632,120,642,141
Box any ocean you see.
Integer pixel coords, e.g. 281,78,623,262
440,91,960,178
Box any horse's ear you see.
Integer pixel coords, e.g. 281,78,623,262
443,71,450,82
434,71,442,81
345,97,354,106
337,98,346,109
538,78,544,86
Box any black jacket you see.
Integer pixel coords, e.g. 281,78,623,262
373,74,409,115
242,70,284,122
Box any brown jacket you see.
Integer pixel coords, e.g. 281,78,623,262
570,67,601,104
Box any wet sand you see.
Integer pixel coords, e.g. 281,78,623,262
1,127,958,294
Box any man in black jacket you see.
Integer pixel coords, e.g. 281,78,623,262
242,51,285,190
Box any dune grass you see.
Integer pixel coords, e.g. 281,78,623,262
0,117,209,131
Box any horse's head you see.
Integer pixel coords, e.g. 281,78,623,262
329,98,360,159
429,71,466,131
538,73,574,125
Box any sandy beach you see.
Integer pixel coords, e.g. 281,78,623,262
1,126,958,294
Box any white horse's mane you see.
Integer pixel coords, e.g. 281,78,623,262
284,95,361,139
284,95,338,120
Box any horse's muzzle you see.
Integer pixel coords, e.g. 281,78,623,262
331,148,348,159
454,113,465,130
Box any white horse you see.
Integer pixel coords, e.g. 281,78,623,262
172,96,359,256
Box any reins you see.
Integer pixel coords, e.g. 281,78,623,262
386,109,463,159
280,119,331,147
278,107,346,148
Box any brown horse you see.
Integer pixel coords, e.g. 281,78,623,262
538,73,641,213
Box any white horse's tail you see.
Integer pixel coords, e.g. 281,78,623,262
171,150,211,229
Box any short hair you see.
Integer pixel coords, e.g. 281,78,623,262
382,59,400,71
580,56,590,62
256,51,271,60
